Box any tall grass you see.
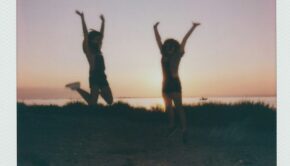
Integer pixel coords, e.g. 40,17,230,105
17,101,276,131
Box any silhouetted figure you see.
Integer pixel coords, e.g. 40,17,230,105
66,10,113,105
153,21,200,144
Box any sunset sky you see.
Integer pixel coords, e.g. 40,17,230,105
17,0,276,99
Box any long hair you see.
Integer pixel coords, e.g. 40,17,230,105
161,39,181,56
88,29,103,51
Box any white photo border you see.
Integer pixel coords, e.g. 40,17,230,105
277,0,290,165
0,0,289,165
0,0,16,165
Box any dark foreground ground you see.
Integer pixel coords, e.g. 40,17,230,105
18,102,276,166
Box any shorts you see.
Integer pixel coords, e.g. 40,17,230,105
162,77,182,94
89,72,109,90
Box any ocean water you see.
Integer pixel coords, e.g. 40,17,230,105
18,96,276,109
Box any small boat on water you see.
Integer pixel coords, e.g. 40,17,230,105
200,97,208,101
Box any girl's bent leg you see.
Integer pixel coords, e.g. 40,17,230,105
76,88,99,105
100,86,113,105
89,88,99,105
76,88,91,104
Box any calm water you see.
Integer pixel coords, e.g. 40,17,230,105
18,96,276,109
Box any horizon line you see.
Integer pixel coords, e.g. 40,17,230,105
17,95,277,100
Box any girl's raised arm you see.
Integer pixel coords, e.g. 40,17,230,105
100,15,105,39
76,10,89,38
76,10,92,65
180,22,200,53
153,22,163,51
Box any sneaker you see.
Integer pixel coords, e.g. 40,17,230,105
166,126,178,138
65,82,80,90
182,131,189,144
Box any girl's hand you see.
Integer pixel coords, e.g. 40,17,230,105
100,14,105,21
154,22,160,28
193,22,200,27
75,10,84,17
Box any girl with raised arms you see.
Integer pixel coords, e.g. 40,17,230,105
153,21,200,143
66,10,113,105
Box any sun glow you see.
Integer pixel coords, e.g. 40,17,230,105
145,71,162,91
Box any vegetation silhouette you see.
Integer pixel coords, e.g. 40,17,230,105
18,102,276,165
18,101,275,131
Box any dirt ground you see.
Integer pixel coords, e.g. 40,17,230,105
18,108,276,166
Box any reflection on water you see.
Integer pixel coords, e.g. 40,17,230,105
18,97,276,109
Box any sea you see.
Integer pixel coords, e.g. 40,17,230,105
18,96,276,109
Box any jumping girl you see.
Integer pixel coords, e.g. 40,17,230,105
65,10,113,105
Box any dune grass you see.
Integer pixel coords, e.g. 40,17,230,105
17,101,276,132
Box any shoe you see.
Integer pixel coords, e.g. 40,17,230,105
166,126,178,138
65,82,80,90
182,131,188,144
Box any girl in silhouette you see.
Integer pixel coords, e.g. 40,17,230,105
153,21,200,143
66,10,113,105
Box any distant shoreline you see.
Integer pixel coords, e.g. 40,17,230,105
17,96,277,108
17,95,277,100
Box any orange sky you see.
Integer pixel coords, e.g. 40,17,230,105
17,0,276,99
